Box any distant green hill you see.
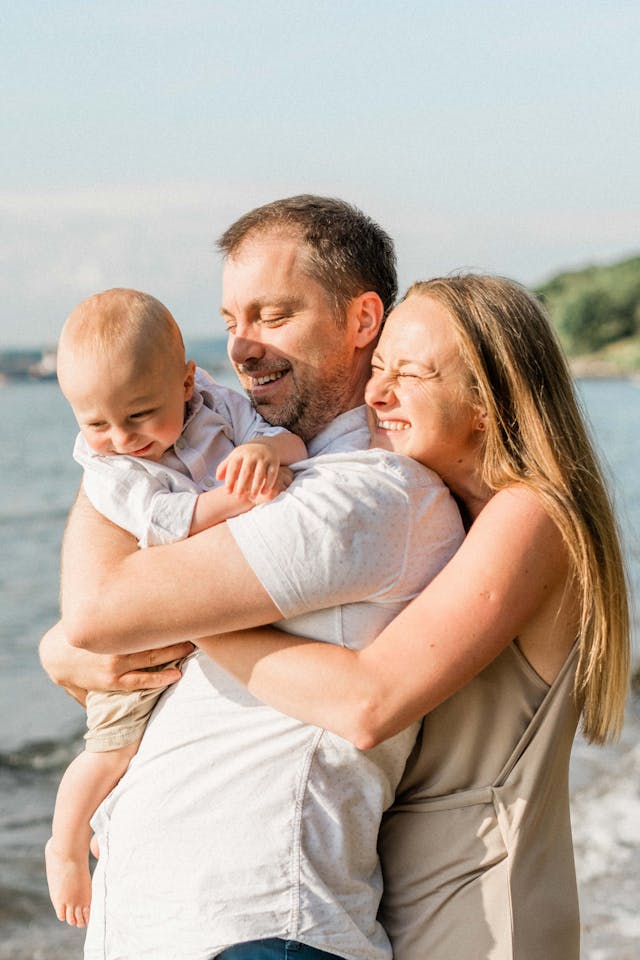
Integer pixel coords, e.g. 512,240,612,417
536,254,640,374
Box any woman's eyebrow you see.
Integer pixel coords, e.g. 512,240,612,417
372,351,431,369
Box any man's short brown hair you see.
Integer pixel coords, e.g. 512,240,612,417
217,195,397,321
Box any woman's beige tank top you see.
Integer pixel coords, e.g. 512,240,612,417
379,642,580,960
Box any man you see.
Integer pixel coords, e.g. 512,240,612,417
41,196,463,960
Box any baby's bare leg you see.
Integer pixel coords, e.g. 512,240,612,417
45,739,140,927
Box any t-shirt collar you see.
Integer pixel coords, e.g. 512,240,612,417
307,405,370,458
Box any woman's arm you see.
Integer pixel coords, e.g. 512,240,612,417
199,486,578,748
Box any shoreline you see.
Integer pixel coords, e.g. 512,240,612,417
569,358,640,380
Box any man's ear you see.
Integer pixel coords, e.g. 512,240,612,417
184,360,197,401
349,291,385,348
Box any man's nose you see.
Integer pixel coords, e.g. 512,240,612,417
227,322,266,367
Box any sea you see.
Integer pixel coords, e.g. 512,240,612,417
0,347,639,959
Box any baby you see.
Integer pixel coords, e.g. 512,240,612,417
45,288,306,928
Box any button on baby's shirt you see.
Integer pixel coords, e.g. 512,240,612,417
202,477,215,488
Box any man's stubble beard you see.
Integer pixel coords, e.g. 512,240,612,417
248,358,360,444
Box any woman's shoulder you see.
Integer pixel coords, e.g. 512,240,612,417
468,484,570,580
476,484,562,532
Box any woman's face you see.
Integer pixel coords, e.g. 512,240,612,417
365,293,485,490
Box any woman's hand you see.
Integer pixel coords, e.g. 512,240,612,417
39,621,194,706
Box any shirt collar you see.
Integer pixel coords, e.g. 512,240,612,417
307,405,370,457
183,378,207,430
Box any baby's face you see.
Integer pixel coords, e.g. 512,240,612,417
60,350,195,462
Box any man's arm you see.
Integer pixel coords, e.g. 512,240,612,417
61,489,281,654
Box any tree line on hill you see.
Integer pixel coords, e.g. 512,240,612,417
535,254,640,356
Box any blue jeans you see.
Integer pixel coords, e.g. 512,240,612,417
217,939,345,960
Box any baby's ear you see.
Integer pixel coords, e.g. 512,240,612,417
184,360,197,401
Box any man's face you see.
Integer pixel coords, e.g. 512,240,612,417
221,233,365,442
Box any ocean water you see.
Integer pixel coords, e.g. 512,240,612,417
0,364,638,959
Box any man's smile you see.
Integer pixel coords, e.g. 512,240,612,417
240,366,292,398
252,371,286,386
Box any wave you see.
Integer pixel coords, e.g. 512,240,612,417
0,731,84,773
0,505,71,528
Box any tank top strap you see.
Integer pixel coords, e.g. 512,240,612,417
494,641,579,790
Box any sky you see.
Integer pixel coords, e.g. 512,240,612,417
1,0,639,348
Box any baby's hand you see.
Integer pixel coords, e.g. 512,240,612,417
216,441,281,500
251,466,295,504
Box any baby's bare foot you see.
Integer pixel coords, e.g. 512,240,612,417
45,837,91,927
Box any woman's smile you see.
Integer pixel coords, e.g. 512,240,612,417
375,418,410,431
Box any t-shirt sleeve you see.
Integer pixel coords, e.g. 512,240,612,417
226,454,449,618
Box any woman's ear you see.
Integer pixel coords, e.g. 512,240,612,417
350,291,385,348
474,409,488,433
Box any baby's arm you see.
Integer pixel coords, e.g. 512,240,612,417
190,432,304,535
189,465,294,535
45,739,140,927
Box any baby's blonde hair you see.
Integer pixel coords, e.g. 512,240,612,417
58,288,186,374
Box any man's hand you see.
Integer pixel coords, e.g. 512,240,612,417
39,621,194,705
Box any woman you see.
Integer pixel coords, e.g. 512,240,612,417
200,275,630,960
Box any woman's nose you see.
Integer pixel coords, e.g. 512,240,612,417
365,373,394,407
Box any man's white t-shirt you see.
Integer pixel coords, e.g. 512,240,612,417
84,406,464,960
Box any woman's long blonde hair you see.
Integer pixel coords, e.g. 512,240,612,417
405,275,630,743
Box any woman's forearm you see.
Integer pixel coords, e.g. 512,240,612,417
199,488,573,747
199,625,449,749
198,631,391,749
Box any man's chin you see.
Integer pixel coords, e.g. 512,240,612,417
247,393,300,433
